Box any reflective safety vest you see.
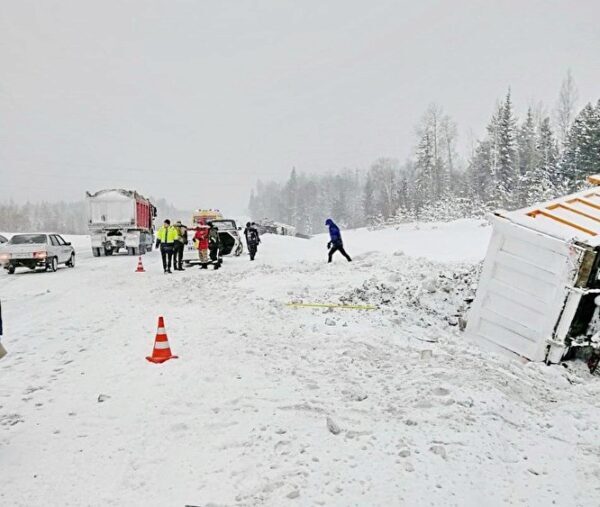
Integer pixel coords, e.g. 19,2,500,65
156,225,178,244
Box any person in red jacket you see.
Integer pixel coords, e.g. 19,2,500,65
194,222,210,269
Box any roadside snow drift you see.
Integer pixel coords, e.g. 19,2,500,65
1,219,600,507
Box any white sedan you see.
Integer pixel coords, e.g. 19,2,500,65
0,233,76,274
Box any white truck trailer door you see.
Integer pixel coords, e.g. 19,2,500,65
467,216,583,361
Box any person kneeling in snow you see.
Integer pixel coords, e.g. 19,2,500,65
325,218,352,263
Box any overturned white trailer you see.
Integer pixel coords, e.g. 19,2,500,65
467,176,600,364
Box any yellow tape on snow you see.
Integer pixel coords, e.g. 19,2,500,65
286,303,377,310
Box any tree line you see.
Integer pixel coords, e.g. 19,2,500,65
249,72,600,234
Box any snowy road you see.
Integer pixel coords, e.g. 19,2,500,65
1,220,600,506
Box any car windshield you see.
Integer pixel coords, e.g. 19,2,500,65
213,220,236,231
9,234,47,245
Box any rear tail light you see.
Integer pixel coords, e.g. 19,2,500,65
0,253,10,261
33,251,47,259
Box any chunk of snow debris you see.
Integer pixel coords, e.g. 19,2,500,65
393,250,404,256
398,449,411,458
325,318,336,326
275,429,287,434
414,399,433,408
447,316,459,326
432,387,450,396
430,445,447,459
286,490,300,499
352,393,368,402
420,350,433,360
97,394,110,403
422,278,437,293
404,419,418,426
404,462,415,472
326,417,341,435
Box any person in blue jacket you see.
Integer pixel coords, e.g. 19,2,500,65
325,218,352,263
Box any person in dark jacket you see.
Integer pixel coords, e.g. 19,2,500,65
207,222,222,270
325,218,352,263
244,222,261,261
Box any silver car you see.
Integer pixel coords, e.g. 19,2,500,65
0,233,76,274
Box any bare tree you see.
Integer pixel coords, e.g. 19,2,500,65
554,70,578,147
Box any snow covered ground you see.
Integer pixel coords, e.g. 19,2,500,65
1,219,600,506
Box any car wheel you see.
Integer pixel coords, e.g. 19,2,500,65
7,265,15,275
47,257,58,272
104,248,113,256
67,253,75,268
92,248,101,257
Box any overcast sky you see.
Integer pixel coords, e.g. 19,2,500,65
1,0,599,215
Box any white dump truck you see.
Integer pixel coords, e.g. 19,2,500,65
86,189,157,256
467,174,600,370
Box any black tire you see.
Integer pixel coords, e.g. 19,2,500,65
104,248,113,256
139,245,146,255
92,248,101,257
66,254,75,268
7,265,15,275
46,257,58,272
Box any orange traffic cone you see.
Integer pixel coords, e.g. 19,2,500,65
146,316,178,364
135,256,145,272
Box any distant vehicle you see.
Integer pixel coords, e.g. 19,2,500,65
255,219,297,237
86,189,157,257
0,235,7,244
0,233,75,274
183,218,244,266
192,209,223,225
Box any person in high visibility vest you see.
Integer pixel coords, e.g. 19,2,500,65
155,219,178,273
172,221,187,271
